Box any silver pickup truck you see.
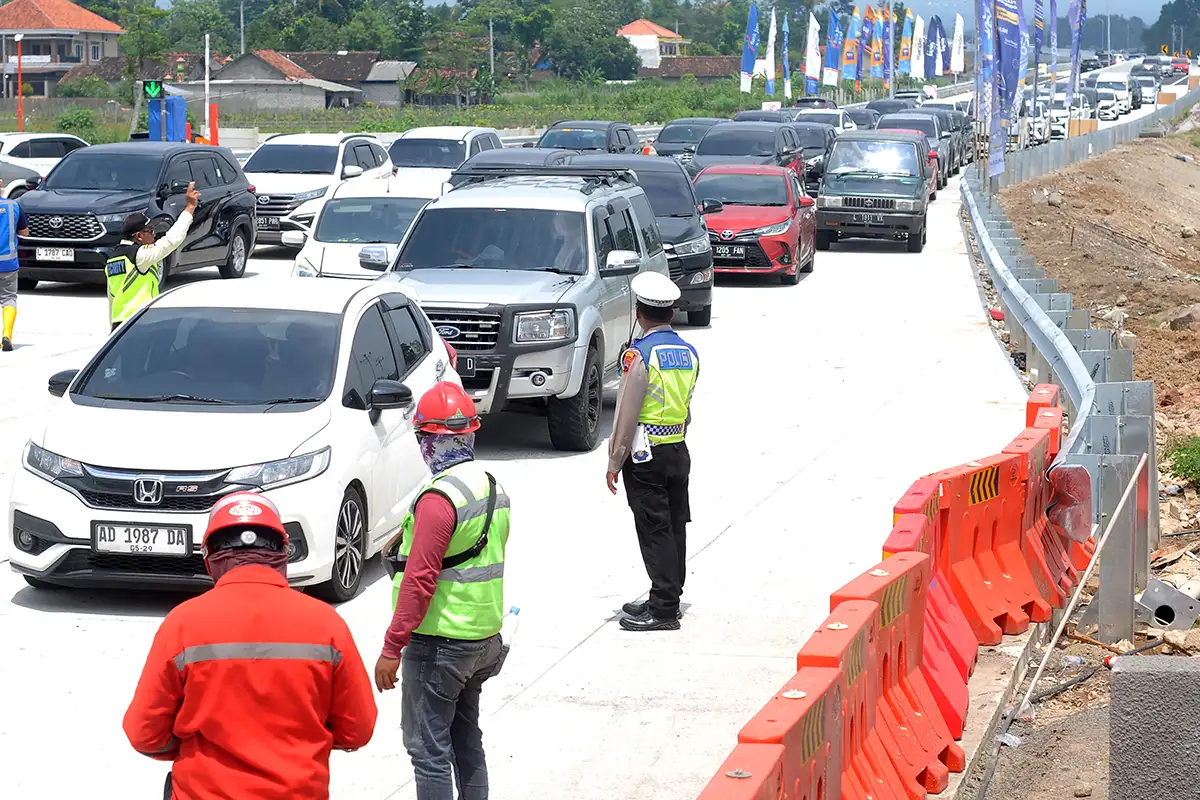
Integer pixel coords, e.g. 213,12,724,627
381,166,670,451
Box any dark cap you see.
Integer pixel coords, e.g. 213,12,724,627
122,211,150,238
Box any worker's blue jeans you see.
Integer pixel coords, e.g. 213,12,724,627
401,633,504,800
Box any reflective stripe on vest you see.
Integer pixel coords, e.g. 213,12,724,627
0,200,18,262
633,329,699,445
106,250,162,325
391,461,510,640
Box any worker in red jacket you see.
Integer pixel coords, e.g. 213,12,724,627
123,492,378,799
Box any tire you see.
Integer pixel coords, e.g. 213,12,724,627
780,266,800,285
930,186,938,201
907,223,927,253
218,228,248,279
815,230,833,251
8,186,26,200
548,345,602,452
311,488,367,603
688,305,712,327
800,252,814,273
16,276,37,291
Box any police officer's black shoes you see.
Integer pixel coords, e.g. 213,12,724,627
1,336,10,352
619,611,681,632
622,600,682,619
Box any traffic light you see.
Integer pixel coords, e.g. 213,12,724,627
143,80,163,100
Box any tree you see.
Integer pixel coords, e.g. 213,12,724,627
513,5,553,53
119,0,168,75
166,0,237,54
281,14,347,50
344,2,397,53
1143,2,1196,54
56,77,113,98
543,0,641,79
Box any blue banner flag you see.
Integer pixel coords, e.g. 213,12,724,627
740,1,760,93
783,13,791,97
1034,0,1044,63
1066,0,1081,103
1017,0,1030,104
883,5,893,88
825,10,841,71
858,5,876,84
996,0,1021,125
938,16,951,74
870,15,884,78
924,15,942,77
1049,0,1058,96
842,7,862,82
899,9,913,74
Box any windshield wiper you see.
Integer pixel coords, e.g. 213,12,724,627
261,397,325,405
531,266,581,275
664,213,697,218
96,393,235,404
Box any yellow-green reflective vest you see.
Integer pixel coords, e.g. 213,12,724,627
631,329,700,445
391,461,510,640
106,246,161,326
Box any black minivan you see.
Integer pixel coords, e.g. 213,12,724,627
16,142,257,288
568,153,721,326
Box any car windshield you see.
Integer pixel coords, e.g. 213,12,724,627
799,111,840,127
1097,81,1126,91
44,152,161,191
657,122,715,144
791,127,829,148
388,139,466,168
694,173,788,206
315,197,428,244
397,208,588,275
245,144,338,174
77,307,340,406
825,140,920,177
696,128,775,156
634,171,696,217
539,127,608,150
879,116,935,137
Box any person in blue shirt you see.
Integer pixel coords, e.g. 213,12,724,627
0,183,29,352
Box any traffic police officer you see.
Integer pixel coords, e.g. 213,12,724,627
0,180,29,352
377,382,510,799
606,271,700,632
106,181,198,332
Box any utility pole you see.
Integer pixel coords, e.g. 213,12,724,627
488,18,494,74
1105,0,1110,53
240,2,246,56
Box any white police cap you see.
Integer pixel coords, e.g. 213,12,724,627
631,271,681,308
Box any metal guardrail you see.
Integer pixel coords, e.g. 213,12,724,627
959,85,1200,642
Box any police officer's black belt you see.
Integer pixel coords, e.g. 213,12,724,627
384,473,497,578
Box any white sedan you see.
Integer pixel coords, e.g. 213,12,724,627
287,180,436,279
795,108,859,132
8,279,457,601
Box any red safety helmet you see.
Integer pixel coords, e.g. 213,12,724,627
412,381,481,435
201,491,288,559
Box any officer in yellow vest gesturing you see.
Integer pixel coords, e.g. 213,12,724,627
106,181,198,332
376,381,510,800
607,271,700,632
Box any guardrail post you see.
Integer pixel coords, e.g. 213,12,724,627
1094,381,1160,554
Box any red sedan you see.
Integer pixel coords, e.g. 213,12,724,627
1173,57,1189,74
693,164,816,285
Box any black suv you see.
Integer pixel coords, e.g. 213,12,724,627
568,153,721,326
533,121,642,153
16,142,257,288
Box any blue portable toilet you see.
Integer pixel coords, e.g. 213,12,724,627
148,96,187,142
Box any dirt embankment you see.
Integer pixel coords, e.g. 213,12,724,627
999,128,1200,444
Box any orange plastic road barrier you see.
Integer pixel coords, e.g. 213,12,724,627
1026,384,1059,427
1032,405,1064,459
1069,538,1095,571
832,553,966,796
883,514,969,739
797,602,909,800
1027,411,1082,596
697,743,786,799
929,457,1031,644
738,667,843,800
890,478,978,681
1003,427,1069,609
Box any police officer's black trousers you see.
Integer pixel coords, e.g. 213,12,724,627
622,441,691,619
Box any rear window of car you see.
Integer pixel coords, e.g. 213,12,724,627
388,139,467,169
539,127,608,150
695,128,775,157
797,111,840,127
244,144,338,175
657,122,716,144
878,116,936,137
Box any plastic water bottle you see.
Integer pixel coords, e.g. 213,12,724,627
500,606,520,658
1060,655,1086,668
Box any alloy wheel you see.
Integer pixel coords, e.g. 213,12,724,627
231,236,246,272
586,364,600,433
335,498,364,589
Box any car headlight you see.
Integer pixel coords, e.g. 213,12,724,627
514,309,573,343
97,212,135,230
747,220,791,237
23,441,82,481
689,268,712,285
817,195,843,208
894,199,920,212
226,447,331,490
669,236,711,257
292,258,318,278
293,187,328,203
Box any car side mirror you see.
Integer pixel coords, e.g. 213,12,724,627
359,245,389,272
24,176,41,191
601,249,640,277
798,196,815,208
367,378,412,423
522,142,535,148
48,368,78,397
341,164,364,179
683,145,696,154
941,132,951,139
162,179,189,196
280,230,306,247
808,161,824,176
700,198,723,215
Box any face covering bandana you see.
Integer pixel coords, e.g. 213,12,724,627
419,432,475,475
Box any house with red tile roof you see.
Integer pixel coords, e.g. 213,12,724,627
617,18,689,70
0,0,123,96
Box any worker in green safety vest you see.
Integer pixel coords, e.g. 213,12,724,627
375,381,509,799
106,181,198,332
607,271,700,633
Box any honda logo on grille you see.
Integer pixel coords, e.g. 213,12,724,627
133,479,164,506
258,195,271,205
49,216,63,229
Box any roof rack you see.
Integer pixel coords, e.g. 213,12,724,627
447,165,640,194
